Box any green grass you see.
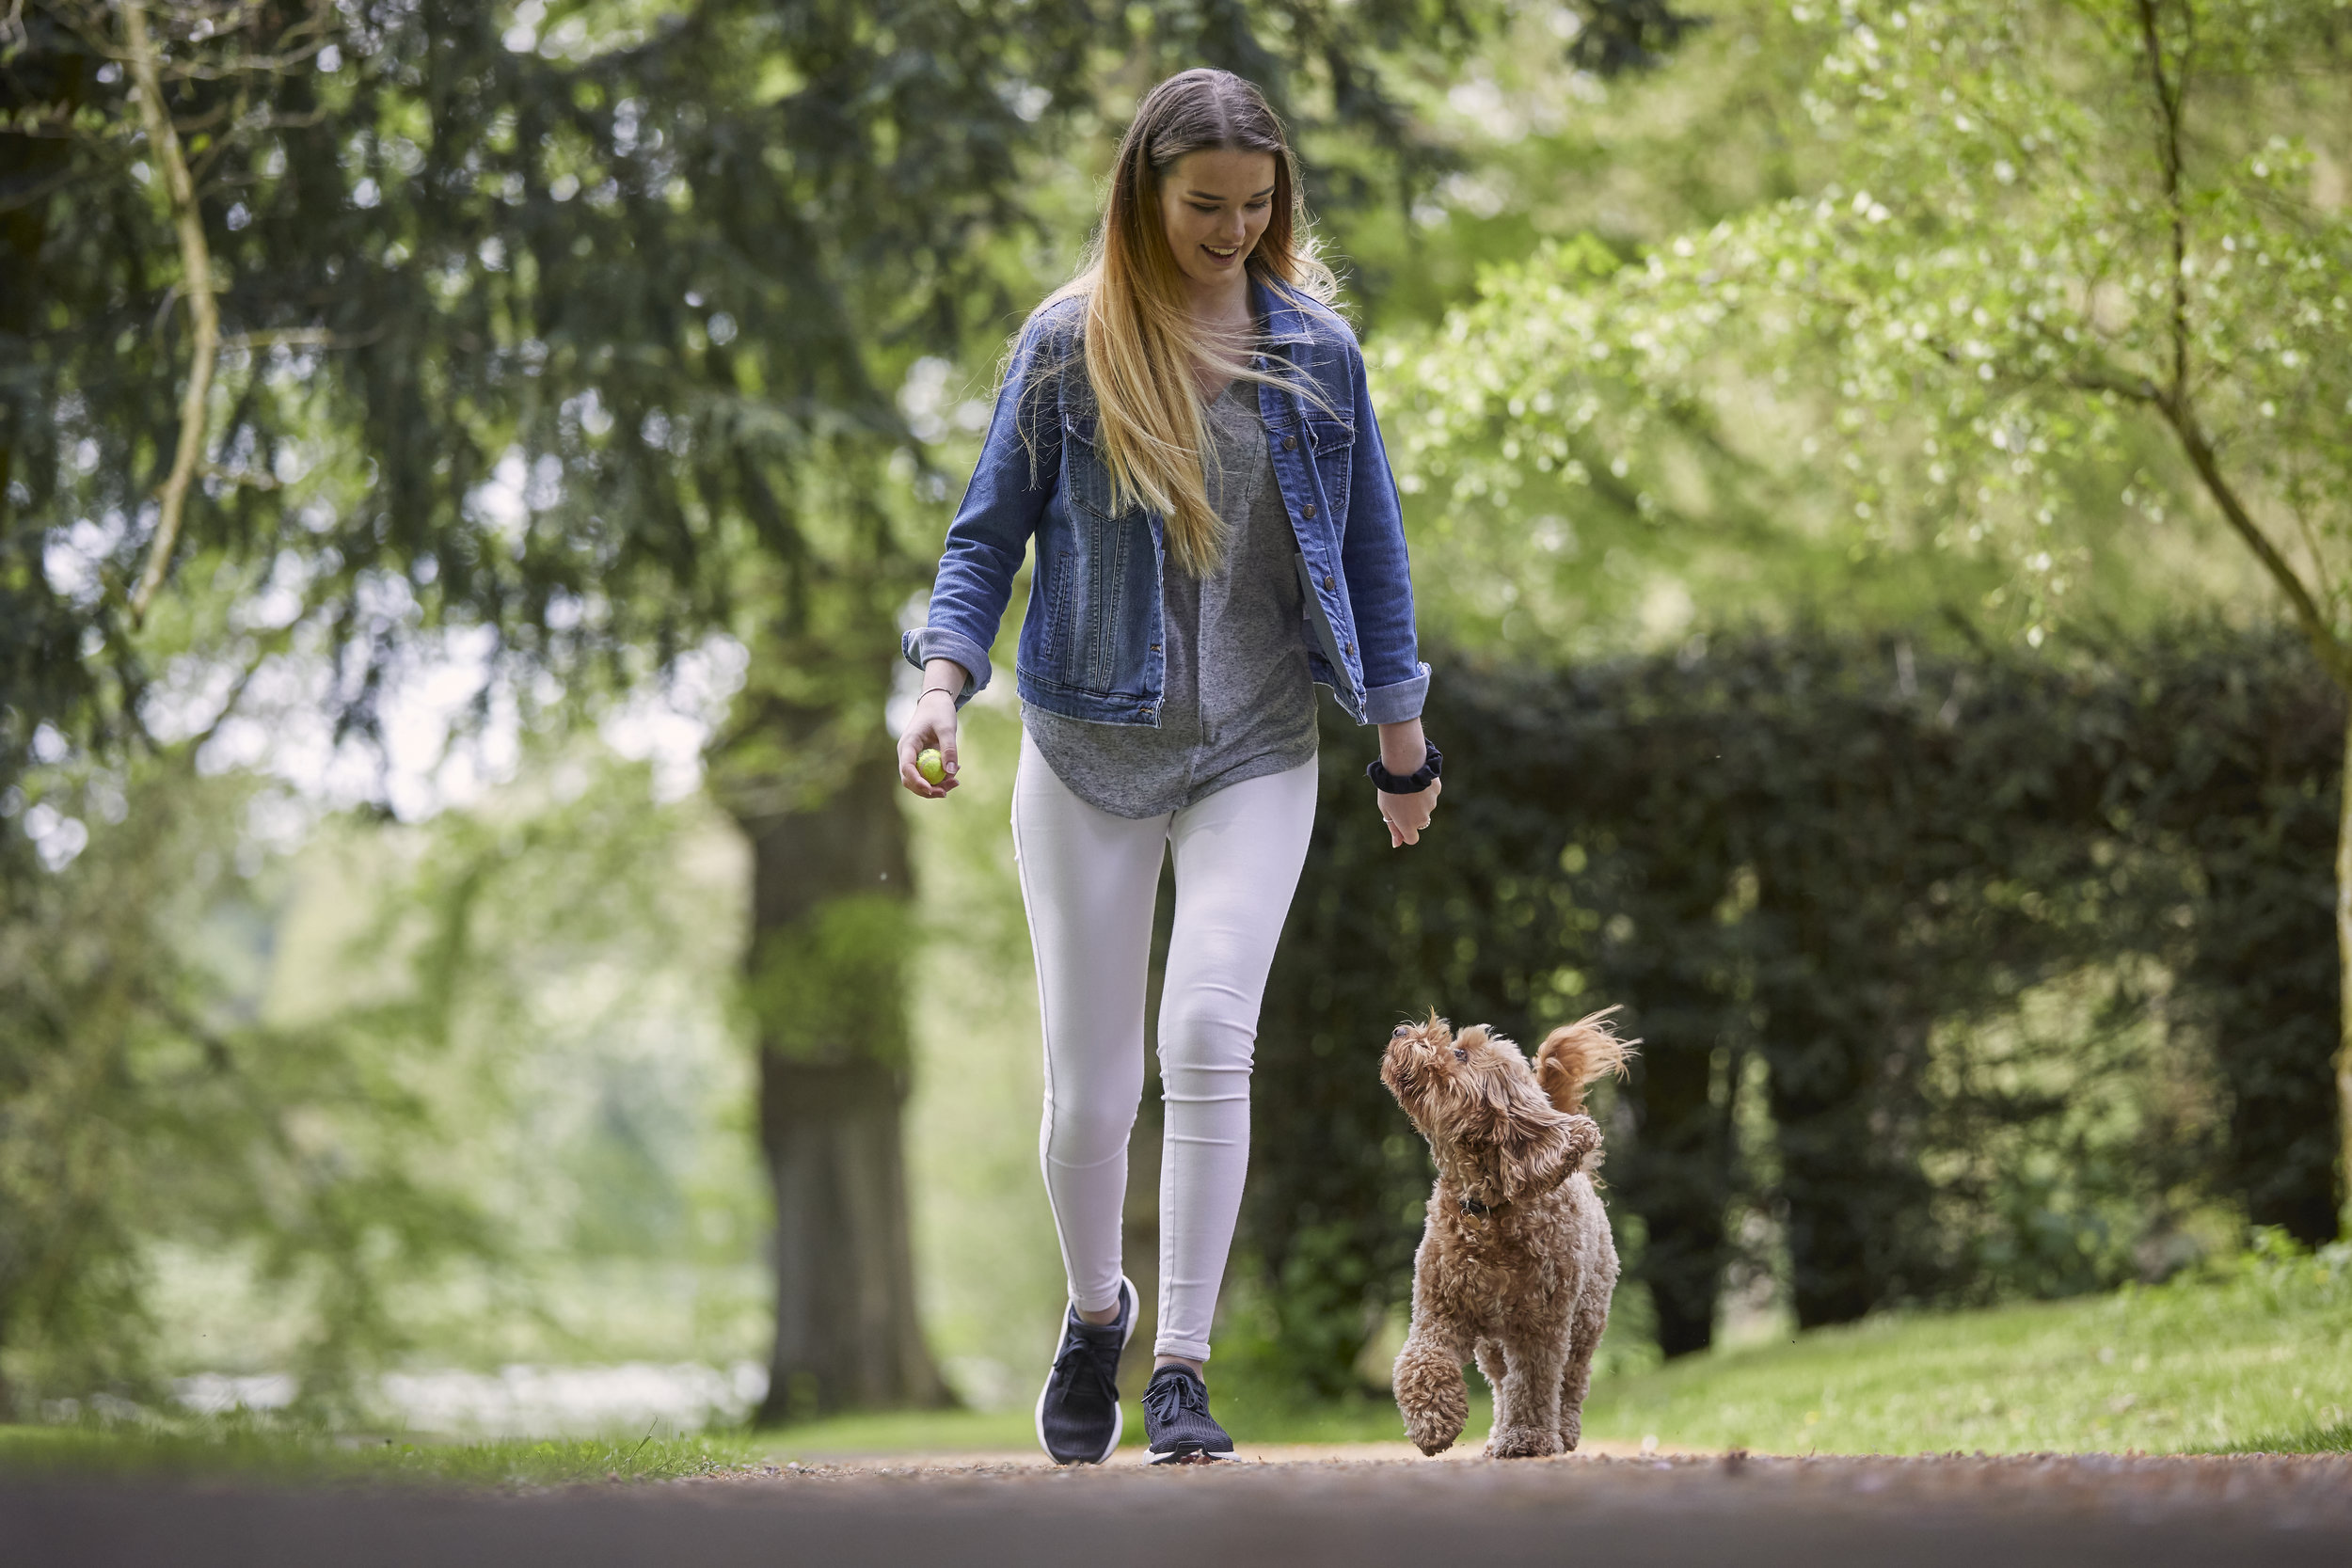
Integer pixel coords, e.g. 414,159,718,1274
1580,1238,2352,1455
6,1239,2346,1482
2227,1421,2352,1455
0,1421,771,1487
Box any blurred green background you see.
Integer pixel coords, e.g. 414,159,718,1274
4,0,2349,1467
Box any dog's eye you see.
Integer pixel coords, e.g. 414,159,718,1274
1392,1024,1411,1038
1453,1046,1470,1062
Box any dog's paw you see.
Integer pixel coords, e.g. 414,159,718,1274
1559,1413,1581,1453
1483,1424,1565,1460
1400,1397,1466,1457
1406,1422,1457,1458
1393,1341,1470,1457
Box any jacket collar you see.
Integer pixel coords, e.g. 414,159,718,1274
1251,274,1318,361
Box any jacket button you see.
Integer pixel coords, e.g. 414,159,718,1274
1344,643,1355,656
1281,435,1297,451
1322,575,1336,592
1151,643,1161,652
1302,503,1316,519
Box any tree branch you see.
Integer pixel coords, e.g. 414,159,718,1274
2125,6,2350,690
2058,365,2161,403
124,0,221,629
2158,395,2352,691
222,325,381,352
2135,0,2190,400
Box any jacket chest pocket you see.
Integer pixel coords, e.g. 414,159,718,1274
1305,413,1356,530
1059,409,1120,520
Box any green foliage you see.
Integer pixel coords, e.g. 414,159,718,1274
0,721,767,1413
1565,0,1711,76
1404,0,2352,666
1249,627,2339,1390
0,755,493,1417
2,0,1500,789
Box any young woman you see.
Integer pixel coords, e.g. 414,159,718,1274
895,69,1442,1465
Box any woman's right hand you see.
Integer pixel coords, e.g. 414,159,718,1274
898,662,967,799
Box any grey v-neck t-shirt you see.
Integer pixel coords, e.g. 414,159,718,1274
1023,376,1321,818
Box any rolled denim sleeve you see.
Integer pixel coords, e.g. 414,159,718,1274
1338,344,1429,725
900,315,1067,705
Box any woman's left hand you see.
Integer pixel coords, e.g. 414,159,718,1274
1378,774,1442,848
1375,720,1440,847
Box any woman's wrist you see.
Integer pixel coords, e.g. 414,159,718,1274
1376,720,1426,776
918,658,970,709
1367,740,1442,794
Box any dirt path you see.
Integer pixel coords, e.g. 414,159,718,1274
10,1447,2352,1566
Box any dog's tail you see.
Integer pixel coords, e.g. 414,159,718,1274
1535,1008,1637,1116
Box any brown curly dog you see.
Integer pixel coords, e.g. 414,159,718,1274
1380,1008,1633,1459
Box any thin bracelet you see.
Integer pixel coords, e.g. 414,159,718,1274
917,686,959,702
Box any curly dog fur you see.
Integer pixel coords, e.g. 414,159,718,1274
1381,1008,1633,1459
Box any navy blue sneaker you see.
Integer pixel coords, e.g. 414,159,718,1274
1035,1275,1136,1465
1142,1363,1235,1464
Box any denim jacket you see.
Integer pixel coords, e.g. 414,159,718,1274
901,277,1429,728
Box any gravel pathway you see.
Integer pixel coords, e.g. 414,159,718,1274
10,1446,2351,1565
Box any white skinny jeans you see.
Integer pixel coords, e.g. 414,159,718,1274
1010,728,1318,1362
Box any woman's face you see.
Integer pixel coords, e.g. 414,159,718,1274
1157,148,1279,292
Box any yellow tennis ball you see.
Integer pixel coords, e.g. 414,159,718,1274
917,748,947,785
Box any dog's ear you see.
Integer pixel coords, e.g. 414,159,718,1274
1497,1106,1601,1203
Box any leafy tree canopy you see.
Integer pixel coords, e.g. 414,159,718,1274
1391,0,2348,661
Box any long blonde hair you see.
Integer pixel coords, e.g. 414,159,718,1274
1031,69,1340,575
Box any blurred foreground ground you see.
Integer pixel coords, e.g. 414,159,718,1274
9,1449,2352,1568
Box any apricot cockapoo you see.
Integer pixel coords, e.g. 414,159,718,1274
1380,1008,1633,1459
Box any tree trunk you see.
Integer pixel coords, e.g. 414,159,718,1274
758,1053,938,1418
1757,995,1879,1330
1752,946,1932,1332
1623,1018,1730,1357
725,674,948,1423
2337,709,2352,1236
0,24,85,509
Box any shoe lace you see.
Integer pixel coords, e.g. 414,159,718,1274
1053,1333,1120,1408
1143,1370,1206,1429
